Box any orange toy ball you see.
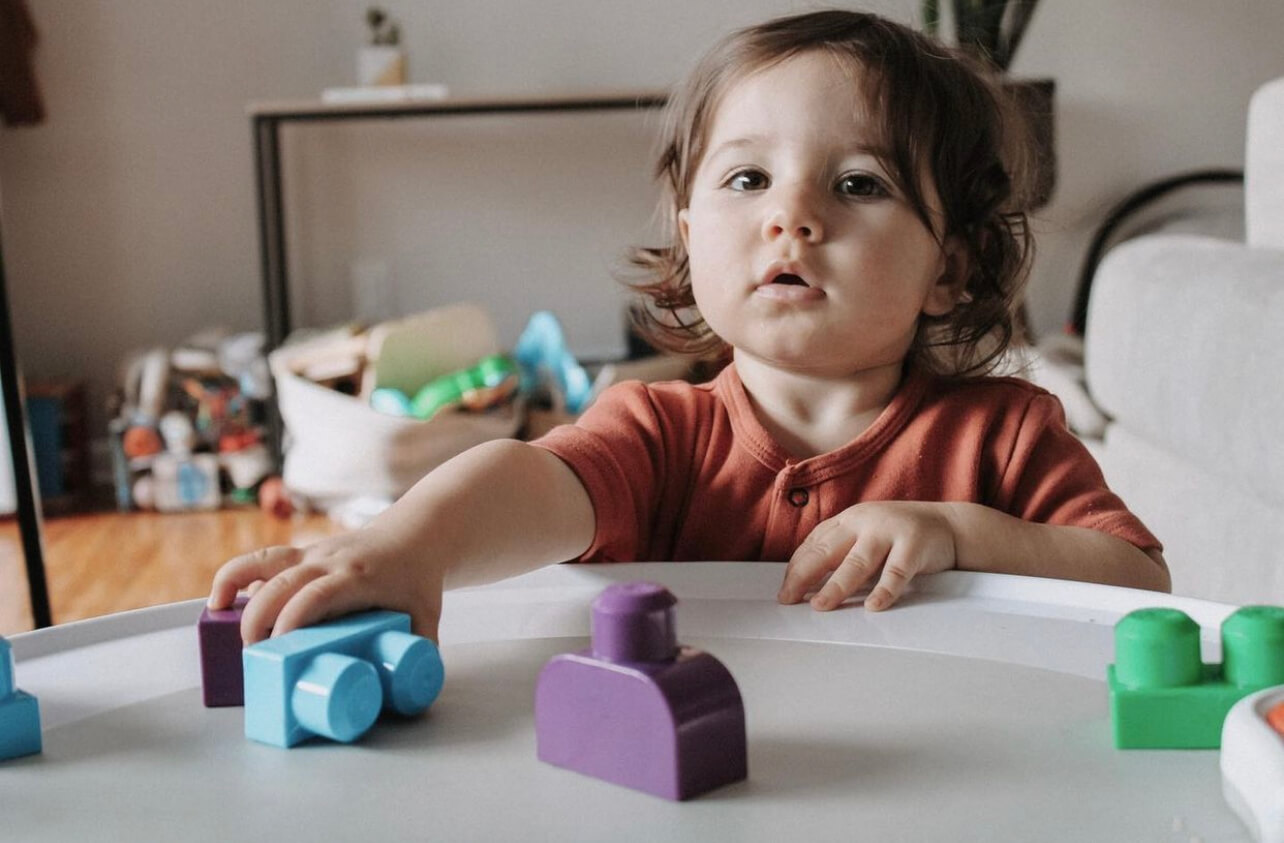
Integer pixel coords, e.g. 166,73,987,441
122,426,164,459
258,476,293,519
1268,700,1284,737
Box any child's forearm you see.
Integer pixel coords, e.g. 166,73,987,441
940,502,1171,592
374,438,596,590
209,438,594,642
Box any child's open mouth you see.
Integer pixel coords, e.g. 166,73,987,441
771,273,808,286
756,271,824,301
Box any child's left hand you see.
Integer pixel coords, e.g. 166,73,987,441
777,501,957,612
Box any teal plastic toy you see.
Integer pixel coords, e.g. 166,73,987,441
1107,605,1284,749
369,354,518,420
514,311,593,413
370,387,414,417
243,610,444,748
1,637,42,761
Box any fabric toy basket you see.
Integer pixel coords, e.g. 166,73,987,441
270,303,522,509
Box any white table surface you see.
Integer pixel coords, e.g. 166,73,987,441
0,563,1253,842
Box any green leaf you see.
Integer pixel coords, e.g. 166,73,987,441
1000,0,1041,70
922,0,940,35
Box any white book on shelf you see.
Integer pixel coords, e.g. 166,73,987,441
320,83,450,105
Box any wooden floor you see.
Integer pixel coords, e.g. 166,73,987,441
0,508,348,636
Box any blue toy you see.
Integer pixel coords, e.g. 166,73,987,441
514,311,593,413
1,636,42,761
370,387,414,417
243,611,444,748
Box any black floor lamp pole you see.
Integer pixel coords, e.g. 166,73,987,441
0,226,53,629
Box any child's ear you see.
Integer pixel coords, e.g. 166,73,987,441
923,235,969,317
677,208,691,251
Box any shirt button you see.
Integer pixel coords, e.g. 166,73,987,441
787,487,809,507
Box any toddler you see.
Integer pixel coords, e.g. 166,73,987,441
210,10,1168,644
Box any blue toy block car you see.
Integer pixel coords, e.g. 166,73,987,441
243,611,443,748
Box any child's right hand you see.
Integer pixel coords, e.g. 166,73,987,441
207,439,595,647
207,529,445,645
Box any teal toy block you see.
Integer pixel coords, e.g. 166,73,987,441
1,636,42,761
243,611,444,748
514,311,593,413
1108,606,1284,749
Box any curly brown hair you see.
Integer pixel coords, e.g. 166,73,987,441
627,9,1036,377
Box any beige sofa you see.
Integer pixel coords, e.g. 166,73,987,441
1081,76,1284,605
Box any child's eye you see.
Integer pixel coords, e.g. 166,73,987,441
724,169,770,192
835,173,889,198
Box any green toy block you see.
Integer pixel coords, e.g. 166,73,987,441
1108,605,1284,749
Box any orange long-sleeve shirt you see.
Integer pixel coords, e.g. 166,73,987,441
533,362,1160,563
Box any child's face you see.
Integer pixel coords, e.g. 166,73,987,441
678,51,963,378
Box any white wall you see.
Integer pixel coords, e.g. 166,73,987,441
1011,0,1284,333
3,0,1284,447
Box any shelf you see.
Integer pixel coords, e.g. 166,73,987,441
248,89,668,123
249,87,669,459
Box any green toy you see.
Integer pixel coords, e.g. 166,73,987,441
1108,605,1284,749
409,354,518,420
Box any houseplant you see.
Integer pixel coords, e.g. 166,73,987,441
923,0,1054,207
922,0,1041,72
358,7,405,87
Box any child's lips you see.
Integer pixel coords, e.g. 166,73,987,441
754,280,826,302
755,269,825,301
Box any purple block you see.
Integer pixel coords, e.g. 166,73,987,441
198,596,249,707
534,581,747,800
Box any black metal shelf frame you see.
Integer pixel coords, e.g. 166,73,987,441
251,92,668,351
1,230,53,628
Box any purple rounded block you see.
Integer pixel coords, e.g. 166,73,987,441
198,595,249,707
591,581,677,663
535,581,747,801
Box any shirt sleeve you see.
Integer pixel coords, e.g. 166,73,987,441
995,392,1163,552
529,381,668,562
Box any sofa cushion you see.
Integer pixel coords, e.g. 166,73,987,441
1085,234,1284,509
1095,424,1283,604
1247,76,1284,249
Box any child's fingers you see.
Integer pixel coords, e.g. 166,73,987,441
811,531,890,611
238,562,328,644
208,546,302,609
270,573,379,640
272,572,442,644
864,541,920,611
411,612,441,645
778,520,846,603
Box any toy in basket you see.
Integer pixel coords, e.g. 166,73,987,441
270,303,522,510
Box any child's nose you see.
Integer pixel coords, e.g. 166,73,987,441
762,186,824,243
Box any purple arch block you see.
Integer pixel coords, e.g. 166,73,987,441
198,595,250,707
534,582,747,800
